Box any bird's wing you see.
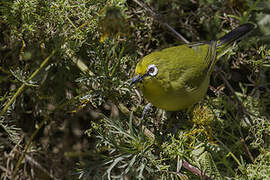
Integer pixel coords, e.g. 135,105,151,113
189,41,218,76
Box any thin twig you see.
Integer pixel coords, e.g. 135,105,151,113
214,68,254,162
25,154,59,180
182,160,213,180
0,165,11,177
0,50,56,118
238,127,254,162
5,136,25,179
132,0,189,44
240,137,254,162
215,67,253,126
12,116,49,178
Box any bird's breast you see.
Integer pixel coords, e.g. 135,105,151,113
141,75,210,111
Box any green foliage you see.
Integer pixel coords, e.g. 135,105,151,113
245,150,270,179
0,0,270,179
77,115,157,179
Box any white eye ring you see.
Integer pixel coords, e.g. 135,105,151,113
147,64,158,77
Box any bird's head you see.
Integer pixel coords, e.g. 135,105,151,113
130,59,159,86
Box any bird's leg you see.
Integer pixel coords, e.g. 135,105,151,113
141,103,152,120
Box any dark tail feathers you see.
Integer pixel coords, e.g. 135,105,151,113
217,23,254,47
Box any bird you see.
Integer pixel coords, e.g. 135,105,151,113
130,23,254,111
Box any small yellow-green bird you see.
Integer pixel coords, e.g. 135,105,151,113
131,23,254,111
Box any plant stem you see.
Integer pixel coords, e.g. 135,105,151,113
0,50,56,118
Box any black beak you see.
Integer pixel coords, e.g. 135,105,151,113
130,73,149,86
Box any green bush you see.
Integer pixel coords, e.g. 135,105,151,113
0,0,269,179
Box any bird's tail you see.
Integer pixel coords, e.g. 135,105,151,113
217,23,254,48
206,23,254,75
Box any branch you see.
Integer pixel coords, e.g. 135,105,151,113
132,0,189,44
0,50,56,118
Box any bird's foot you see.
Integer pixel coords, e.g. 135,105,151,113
141,103,152,120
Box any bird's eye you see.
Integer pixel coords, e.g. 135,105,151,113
147,64,158,77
